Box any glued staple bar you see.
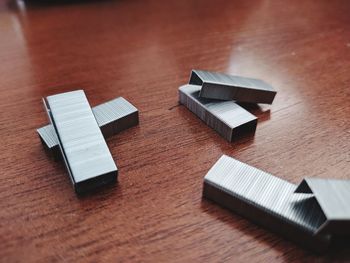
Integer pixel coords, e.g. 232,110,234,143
203,155,331,252
93,96,139,138
295,178,350,235
37,97,138,159
44,90,118,194
190,70,276,104
179,84,257,142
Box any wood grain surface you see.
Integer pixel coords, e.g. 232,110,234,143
1,0,350,262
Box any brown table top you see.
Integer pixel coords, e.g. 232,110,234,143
1,0,350,262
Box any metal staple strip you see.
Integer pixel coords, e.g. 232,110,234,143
179,84,257,142
37,123,59,149
203,155,331,252
37,97,138,158
295,178,350,235
189,69,276,104
44,90,118,194
93,97,138,127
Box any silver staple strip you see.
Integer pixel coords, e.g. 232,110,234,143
93,96,139,138
179,84,257,142
37,97,138,159
203,155,331,252
38,123,59,150
44,90,118,194
190,69,276,104
295,178,350,235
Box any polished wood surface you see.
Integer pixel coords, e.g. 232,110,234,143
1,0,350,262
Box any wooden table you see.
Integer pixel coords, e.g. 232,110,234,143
1,0,349,262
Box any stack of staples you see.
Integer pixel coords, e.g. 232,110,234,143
38,96,138,160
179,70,276,141
203,155,350,252
37,90,139,194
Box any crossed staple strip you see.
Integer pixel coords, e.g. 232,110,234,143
37,90,139,194
179,70,276,142
189,69,276,103
203,155,350,252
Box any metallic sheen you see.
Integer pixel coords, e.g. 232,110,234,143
44,90,117,194
295,178,350,235
203,155,331,252
179,84,257,142
37,97,138,159
190,69,276,104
